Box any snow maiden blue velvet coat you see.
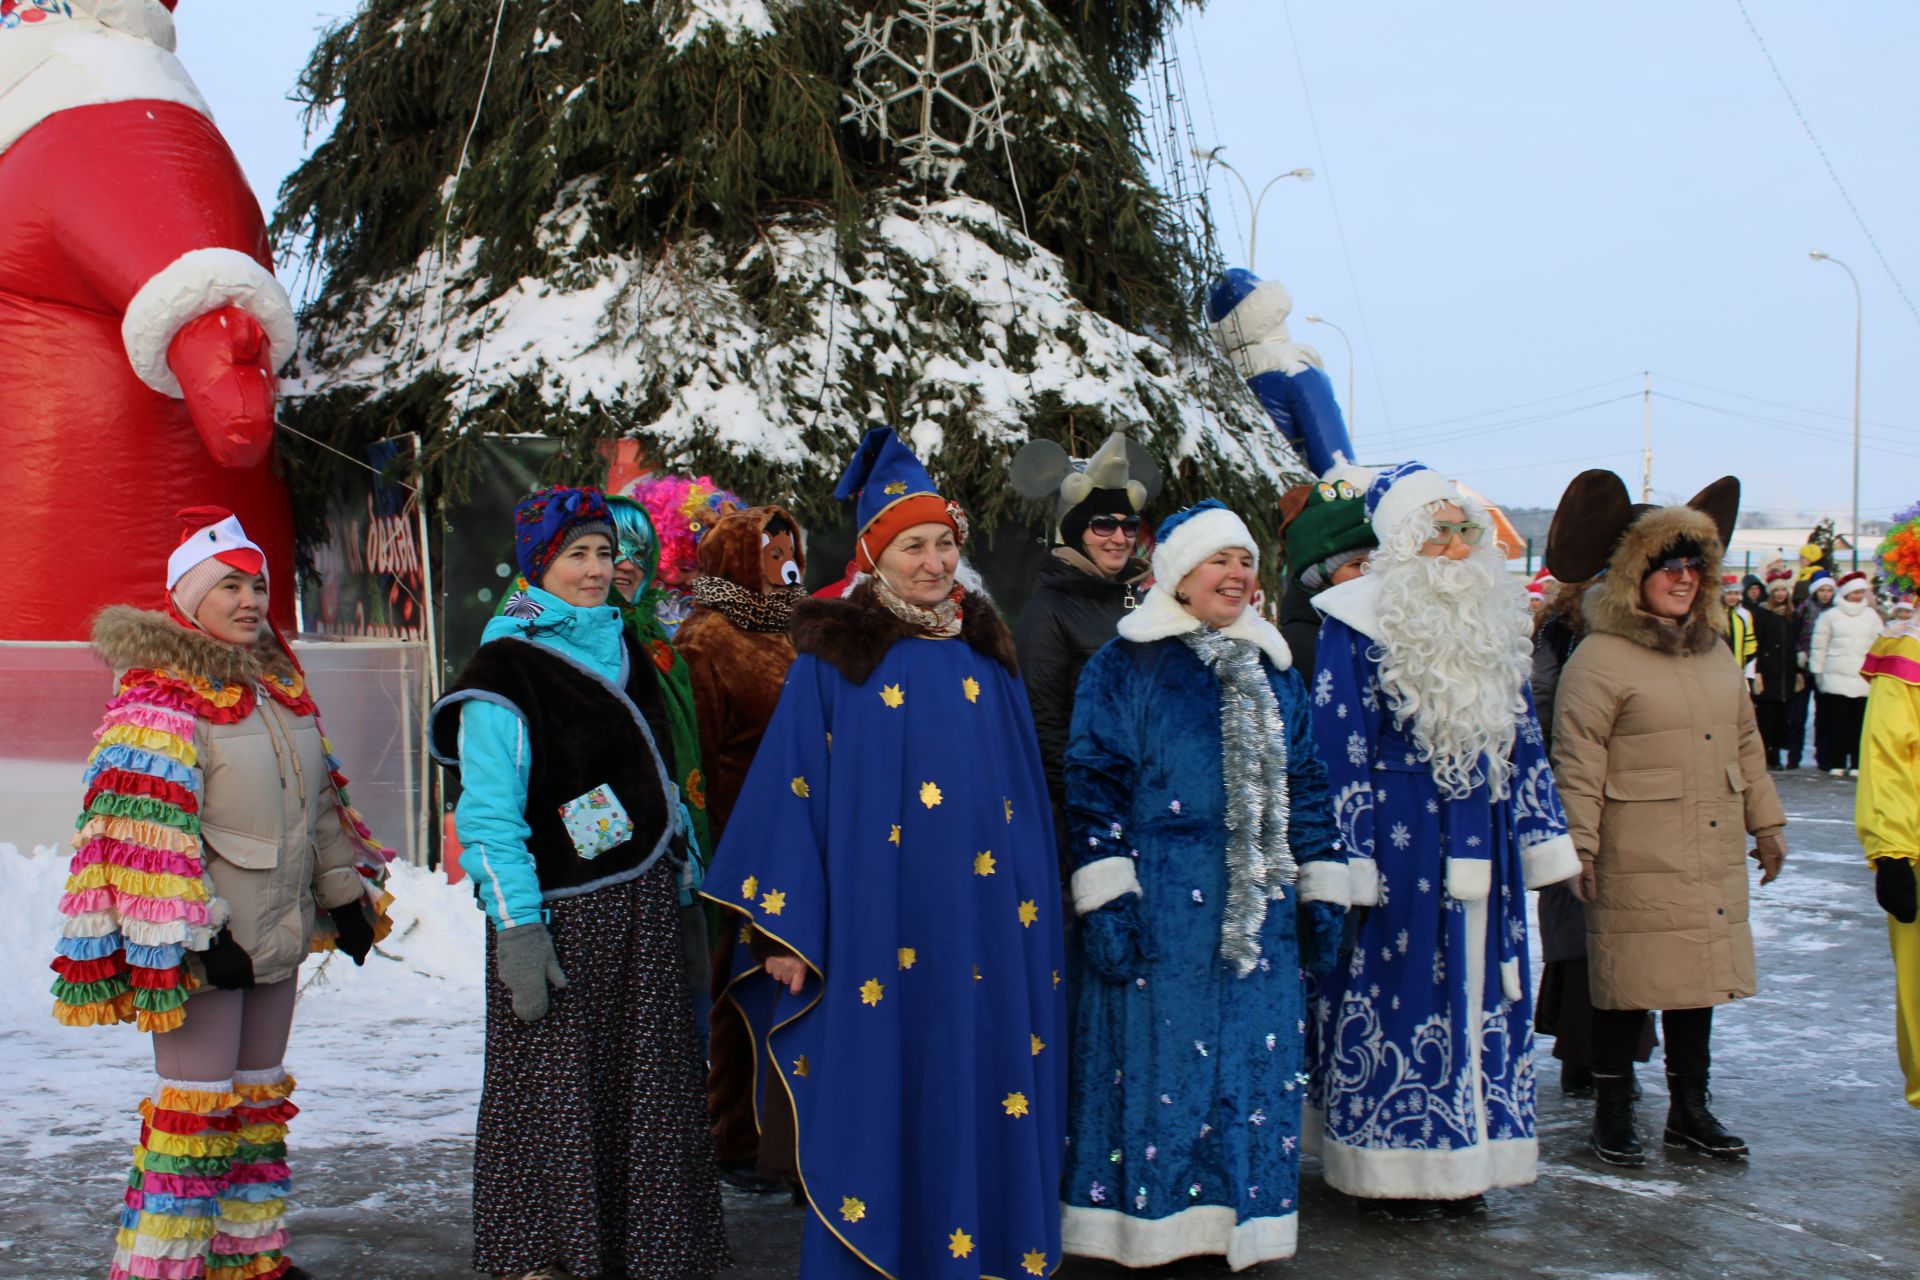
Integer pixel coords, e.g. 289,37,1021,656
1060,589,1345,1271
1304,573,1579,1201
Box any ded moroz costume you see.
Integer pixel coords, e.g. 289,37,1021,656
702,429,1065,1279
1303,462,1578,1212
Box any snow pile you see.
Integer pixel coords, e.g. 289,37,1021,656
0,844,486,1155
664,0,782,52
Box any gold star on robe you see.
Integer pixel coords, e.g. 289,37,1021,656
973,964,982,981
948,1229,974,1259
791,776,810,798
897,947,917,970
879,683,905,709
740,875,759,901
760,889,787,916
860,977,885,1006
973,850,996,876
1004,797,1013,824
920,781,943,808
841,1196,866,1223
739,924,752,944
792,1055,810,1078
1017,899,1038,928
1031,1033,1046,1056
1022,1248,1048,1275
1003,1092,1030,1118
888,824,901,847
962,676,980,703
1052,969,1061,988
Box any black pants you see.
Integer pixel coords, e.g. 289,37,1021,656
1814,692,1867,771
1753,700,1789,768
1785,686,1812,766
1593,1006,1712,1076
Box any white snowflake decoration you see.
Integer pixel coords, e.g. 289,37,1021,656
842,0,1022,191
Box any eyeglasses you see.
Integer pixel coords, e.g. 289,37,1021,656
1424,520,1485,547
1087,515,1142,537
1652,555,1705,576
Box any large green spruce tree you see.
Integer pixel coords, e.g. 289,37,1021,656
274,0,1297,547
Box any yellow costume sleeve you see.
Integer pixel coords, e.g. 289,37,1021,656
1857,634,1920,865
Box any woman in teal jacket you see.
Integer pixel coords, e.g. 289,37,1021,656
430,486,728,1280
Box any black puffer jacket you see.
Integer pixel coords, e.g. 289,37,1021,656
1751,603,1802,704
1012,548,1149,838
1279,577,1324,680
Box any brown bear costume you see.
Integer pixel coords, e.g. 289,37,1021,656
674,505,806,1183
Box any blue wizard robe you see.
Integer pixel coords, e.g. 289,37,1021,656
703,587,1065,1279
1059,614,1346,1269
1303,574,1578,1199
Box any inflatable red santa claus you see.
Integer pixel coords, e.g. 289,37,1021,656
0,0,297,639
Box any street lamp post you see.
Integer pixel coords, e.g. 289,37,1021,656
1304,313,1354,436
1191,147,1312,273
1810,250,1863,570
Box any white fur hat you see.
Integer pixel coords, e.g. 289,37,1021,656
1148,500,1258,591
1365,461,1463,541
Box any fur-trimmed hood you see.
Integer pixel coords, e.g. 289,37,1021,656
790,581,1017,686
1581,505,1725,655
92,605,296,683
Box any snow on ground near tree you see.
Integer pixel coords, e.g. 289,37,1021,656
0,845,486,1160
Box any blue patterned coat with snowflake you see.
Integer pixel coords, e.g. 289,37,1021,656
1302,578,1579,1200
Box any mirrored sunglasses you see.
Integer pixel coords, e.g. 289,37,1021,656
1087,515,1142,537
1424,520,1485,546
1654,555,1705,575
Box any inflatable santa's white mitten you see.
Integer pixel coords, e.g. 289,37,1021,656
1206,268,1354,477
0,0,298,640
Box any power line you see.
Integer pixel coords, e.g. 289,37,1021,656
1399,394,1645,450
1652,391,1920,460
1460,448,1641,477
1650,369,1920,437
1280,0,1396,450
1734,0,1920,333
1396,375,1645,434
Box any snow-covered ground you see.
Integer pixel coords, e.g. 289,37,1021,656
0,846,486,1164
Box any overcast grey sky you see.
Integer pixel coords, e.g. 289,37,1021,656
178,0,1920,524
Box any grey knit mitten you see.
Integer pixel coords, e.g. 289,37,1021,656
495,922,568,1022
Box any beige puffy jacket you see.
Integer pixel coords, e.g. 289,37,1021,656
1550,506,1787,1012
95,607,369,986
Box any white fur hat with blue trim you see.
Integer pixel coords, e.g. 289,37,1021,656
1365,461,1463,541
1145,499,1257,591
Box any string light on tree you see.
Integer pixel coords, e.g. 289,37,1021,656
842,0,1023,192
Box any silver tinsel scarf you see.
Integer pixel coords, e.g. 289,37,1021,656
1181,628,1297,977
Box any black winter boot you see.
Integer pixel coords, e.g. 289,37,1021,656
1559,1061,1595,1097
1664,1072,1749,1158
1590,1073,1645,1167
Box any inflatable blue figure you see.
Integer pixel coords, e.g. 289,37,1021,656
1206,269,1355,476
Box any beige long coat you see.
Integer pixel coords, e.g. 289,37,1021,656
1551,505,1787,1011
95,607,369,985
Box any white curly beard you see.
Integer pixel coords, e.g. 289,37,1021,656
1370,503,1533,800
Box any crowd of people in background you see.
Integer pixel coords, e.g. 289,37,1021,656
47,431,1920,1280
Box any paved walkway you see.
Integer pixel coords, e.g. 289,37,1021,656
4,772,1911,1279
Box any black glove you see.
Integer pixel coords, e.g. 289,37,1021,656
330,901,376,966
199,928,255,990
1876,858,1918,925
1080,893,1153,984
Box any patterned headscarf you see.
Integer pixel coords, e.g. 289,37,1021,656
514,487,613,586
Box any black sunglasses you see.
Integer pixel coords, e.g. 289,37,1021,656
1087,515,1142,537
1653,555,1705,576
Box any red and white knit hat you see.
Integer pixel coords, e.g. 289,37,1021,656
1835,569,1870,595
167,505,266,622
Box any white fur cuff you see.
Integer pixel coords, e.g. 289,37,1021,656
1071,857,1141,916
1521,834,1581,889
1296,859,1350,907
1444,857,1491,903
1347,856,1381,907
122,248,297,397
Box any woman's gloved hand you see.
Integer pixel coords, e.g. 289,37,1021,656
1876,858,1919,924
1080,893,1153,984
1751,832,1787,886
330,901,376,966
199,928,255,990
496,922,568,1021
1298,899,1348,980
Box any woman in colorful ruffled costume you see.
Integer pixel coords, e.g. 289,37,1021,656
1060,500,1347,1269
430,487,728,1280
1855,503,1920,1108
53,506,394,1280
702,428,1065,1279
627,472,742,637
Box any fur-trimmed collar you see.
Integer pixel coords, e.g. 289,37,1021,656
1116,584,1292,670
92,605,295,684
1581,504,1725,655
790,581,1017,686
1311,571,1382,642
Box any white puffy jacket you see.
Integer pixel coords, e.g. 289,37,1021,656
1810,597,1881,698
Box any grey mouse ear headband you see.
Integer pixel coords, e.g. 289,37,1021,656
1010,431,1165,514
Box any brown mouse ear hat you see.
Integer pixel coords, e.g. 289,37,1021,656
1546,470,1741,582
